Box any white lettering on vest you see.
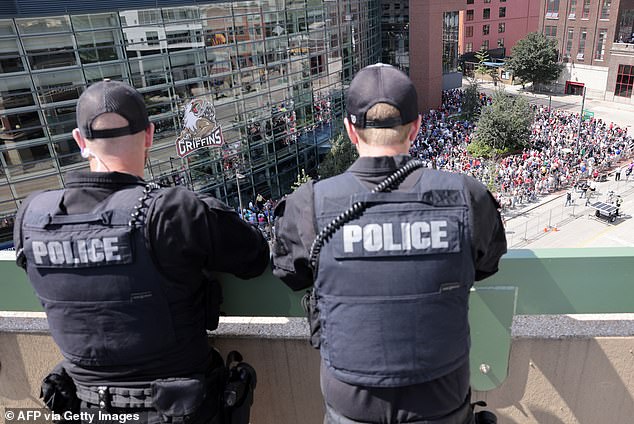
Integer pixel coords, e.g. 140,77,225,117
32,241,48,265
363,224,382,252
30,237,123,265
103,237,121,261
342,220,450,253
48,241,65,264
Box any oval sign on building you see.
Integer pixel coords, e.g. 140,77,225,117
176,97,224,158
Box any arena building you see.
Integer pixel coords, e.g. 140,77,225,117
0,0,466,246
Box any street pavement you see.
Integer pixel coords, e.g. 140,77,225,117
473,79,634,249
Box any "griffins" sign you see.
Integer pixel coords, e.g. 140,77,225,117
175,98,224,157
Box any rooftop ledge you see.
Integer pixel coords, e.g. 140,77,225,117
2,312,634,339
3,247,634,391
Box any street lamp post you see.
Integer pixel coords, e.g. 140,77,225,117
236,171,245,220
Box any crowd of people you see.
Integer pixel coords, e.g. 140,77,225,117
410,89,634,212
238,87,633,237
239,194,278,240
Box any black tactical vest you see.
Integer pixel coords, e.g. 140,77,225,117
313,170,475,387
20,186,205,368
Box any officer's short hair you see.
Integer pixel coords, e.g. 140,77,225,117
77,80,150,139
355,103,412,146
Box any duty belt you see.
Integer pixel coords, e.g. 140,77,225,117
75,383,154,409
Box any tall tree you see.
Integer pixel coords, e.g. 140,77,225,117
505,32,563,89
467,89,534,159
461,78,481,121
319,133,359,179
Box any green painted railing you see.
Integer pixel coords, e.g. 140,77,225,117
3,248,634,391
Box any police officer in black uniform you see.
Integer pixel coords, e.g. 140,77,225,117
14,80,269,423
271,64,507,424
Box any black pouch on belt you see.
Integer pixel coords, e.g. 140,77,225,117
223,351,257,424
40,361,80,416
301,288,321,349
151,375,206,424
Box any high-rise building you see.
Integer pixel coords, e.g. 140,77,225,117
460,0,540,56
0,0,381,245
0,0,475,246
539,0,634,103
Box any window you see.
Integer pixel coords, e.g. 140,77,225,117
138,9,161,25
569,0,577,18
484,0,491,3
146,31,159,46
582,0,590,18
482,40,489,50
546,0,560,18
467,0,474,4
499,22,505,33
483,8,490,19
499,7,506,18
466,26,473,37
545,26,558,38
466,42,473,53
498,38,504,47
565,28,574,58
594,29,607,60
483,24,490,35
601,0,611,19
577,28,587,60
615,65,634,97
466,10,474,21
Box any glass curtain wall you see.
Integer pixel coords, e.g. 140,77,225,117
0,0,380,243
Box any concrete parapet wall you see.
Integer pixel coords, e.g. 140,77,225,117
1,315,633,424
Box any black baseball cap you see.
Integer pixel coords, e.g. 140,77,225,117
346,63,419,128
77,79,150,139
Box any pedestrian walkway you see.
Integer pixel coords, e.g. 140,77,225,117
504,169,634,248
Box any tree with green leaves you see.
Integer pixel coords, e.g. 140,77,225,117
467,89,534,159
474,47,491,80
461,78,481,121
505,32,564,90
319,133,359,179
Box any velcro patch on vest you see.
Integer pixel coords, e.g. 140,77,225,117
332,210,462,259
25,231,133,268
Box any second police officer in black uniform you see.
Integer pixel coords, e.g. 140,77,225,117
14,80,269,423
272,64,507,423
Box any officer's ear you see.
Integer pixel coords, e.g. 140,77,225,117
72,128,87,152
344,117,360,146
407,114,423,143
144,123,155,149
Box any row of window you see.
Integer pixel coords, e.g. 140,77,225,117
546,0,611,20
0,1,380,218
545,25,608,61
465,7,505,21
465,22,504,37
464,39,503,53
616,64,634,97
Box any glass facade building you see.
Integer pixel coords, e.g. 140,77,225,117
0,0,381,244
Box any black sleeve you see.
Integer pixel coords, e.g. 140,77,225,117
147,187,269,285
463,176,508,281
271,182,317,291
13,191,43,270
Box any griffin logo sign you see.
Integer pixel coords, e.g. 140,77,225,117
176,98,224,158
